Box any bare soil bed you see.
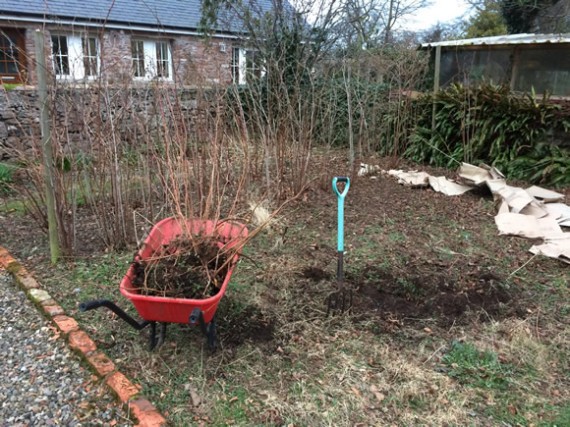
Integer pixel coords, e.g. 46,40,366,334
1,152,568,426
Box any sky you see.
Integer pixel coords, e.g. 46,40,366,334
404,0,472,32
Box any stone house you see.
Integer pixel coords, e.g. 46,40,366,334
0,0,269,86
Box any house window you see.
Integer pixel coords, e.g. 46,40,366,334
51,34,99,79
131,39,172,80
232,47,263,85
132,40,145,78
0,29,25,83
82,37,99,77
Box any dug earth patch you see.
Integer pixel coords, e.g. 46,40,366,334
301,264,522,327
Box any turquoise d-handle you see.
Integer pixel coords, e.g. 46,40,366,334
333,177,350,252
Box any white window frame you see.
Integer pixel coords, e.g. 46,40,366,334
51,34,100,80
131,39,173,81
232,47,264,85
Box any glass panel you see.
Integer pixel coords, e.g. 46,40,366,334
0,30,20,77
440,48,511,87
82,37,98,76
245,50,262,83
232,48,240,83
131,40,145,77
156,41,169,78
51,35,69,75
514,48,570,96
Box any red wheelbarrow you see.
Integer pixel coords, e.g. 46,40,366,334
80,217,248,350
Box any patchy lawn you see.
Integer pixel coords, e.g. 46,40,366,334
1,153,568,426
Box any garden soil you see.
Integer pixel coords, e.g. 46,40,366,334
1,155,569,344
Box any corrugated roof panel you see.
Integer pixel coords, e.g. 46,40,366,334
421,33,570,48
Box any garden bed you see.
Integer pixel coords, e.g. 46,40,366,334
1,153,569,426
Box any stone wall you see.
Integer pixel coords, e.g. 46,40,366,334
0,86,221,160
0,89,39,159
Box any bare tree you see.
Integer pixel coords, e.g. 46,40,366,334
337,0,432,50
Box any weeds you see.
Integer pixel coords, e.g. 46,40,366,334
0,162,15,193
442,341,519,391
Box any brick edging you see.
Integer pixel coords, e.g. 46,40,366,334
0,246,167,427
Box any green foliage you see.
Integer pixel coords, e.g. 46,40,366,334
1,83,21,91
547,403,570,427
0,162,16,193
508,143,570,188
404,84,570,186
499,0,549,33
465,1,507,38
442,341,516,390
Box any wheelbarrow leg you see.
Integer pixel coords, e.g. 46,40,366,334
148,322,168,351
206,318,217,352
189,308,217,352
149,322,157,350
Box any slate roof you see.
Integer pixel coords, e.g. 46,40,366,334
0,0,273,34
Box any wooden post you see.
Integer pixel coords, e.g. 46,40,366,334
432,45,442,132
510,47,519,91
34,29,60,264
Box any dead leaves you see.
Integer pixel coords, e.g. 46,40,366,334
369,385,386,403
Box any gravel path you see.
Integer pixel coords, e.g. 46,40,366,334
0,270,132,426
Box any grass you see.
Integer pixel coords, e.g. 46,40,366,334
548,403,570,427
0,198,27,215
441,341,520,390
1,83,21,91
0,162,15,194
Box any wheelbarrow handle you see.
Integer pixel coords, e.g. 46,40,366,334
79,299,149,331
